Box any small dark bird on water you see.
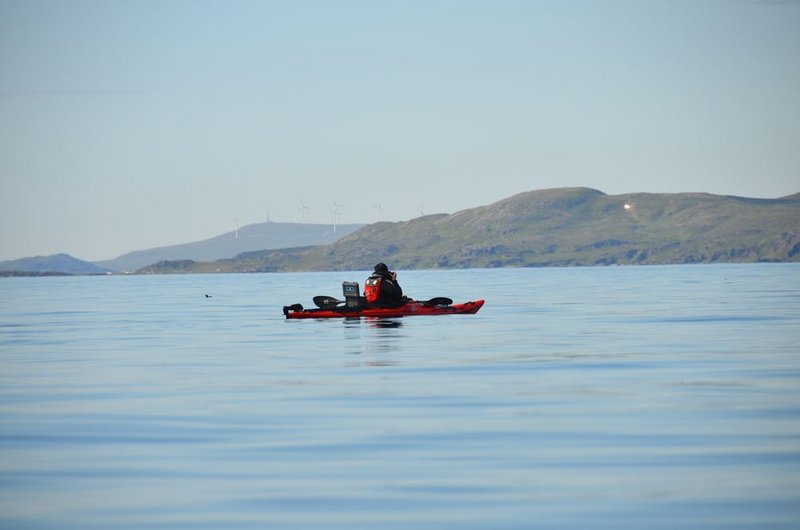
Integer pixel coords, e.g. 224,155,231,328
205,294,212,298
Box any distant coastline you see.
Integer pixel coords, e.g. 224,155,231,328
3,188,799,276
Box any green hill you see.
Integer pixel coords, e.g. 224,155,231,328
136,188,800,274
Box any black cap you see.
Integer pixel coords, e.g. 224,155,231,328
374,262,389,273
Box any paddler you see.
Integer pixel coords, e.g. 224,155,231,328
364,263,405,307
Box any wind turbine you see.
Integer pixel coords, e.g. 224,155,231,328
234,214,244,239
372,204,384,222
331,202,344,233
299,201,310,223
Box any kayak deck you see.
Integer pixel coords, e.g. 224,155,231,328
284,299,485,319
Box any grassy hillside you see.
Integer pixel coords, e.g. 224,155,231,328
136,188,800,274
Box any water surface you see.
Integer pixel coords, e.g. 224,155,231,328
1,264,799,529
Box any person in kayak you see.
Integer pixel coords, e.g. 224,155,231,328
364,262,405,307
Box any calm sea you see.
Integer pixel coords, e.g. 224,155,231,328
1,264,798,529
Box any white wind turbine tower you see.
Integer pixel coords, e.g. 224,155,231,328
234,214,244,239
331,202,344,233
299,201,310,223
372,204,384,222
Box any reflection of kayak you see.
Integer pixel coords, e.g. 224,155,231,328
283,299,485,319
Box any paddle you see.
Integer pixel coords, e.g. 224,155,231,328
421,297,453,306
312,295,453,309
313,296,344,309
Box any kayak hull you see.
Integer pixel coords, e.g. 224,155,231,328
285,299,485,319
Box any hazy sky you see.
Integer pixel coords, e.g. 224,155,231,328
1,0,798,261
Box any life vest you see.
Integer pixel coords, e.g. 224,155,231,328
364,276,382,303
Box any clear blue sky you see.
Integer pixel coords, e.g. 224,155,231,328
1,0,798,261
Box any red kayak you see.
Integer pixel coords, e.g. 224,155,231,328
284,299,485,319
